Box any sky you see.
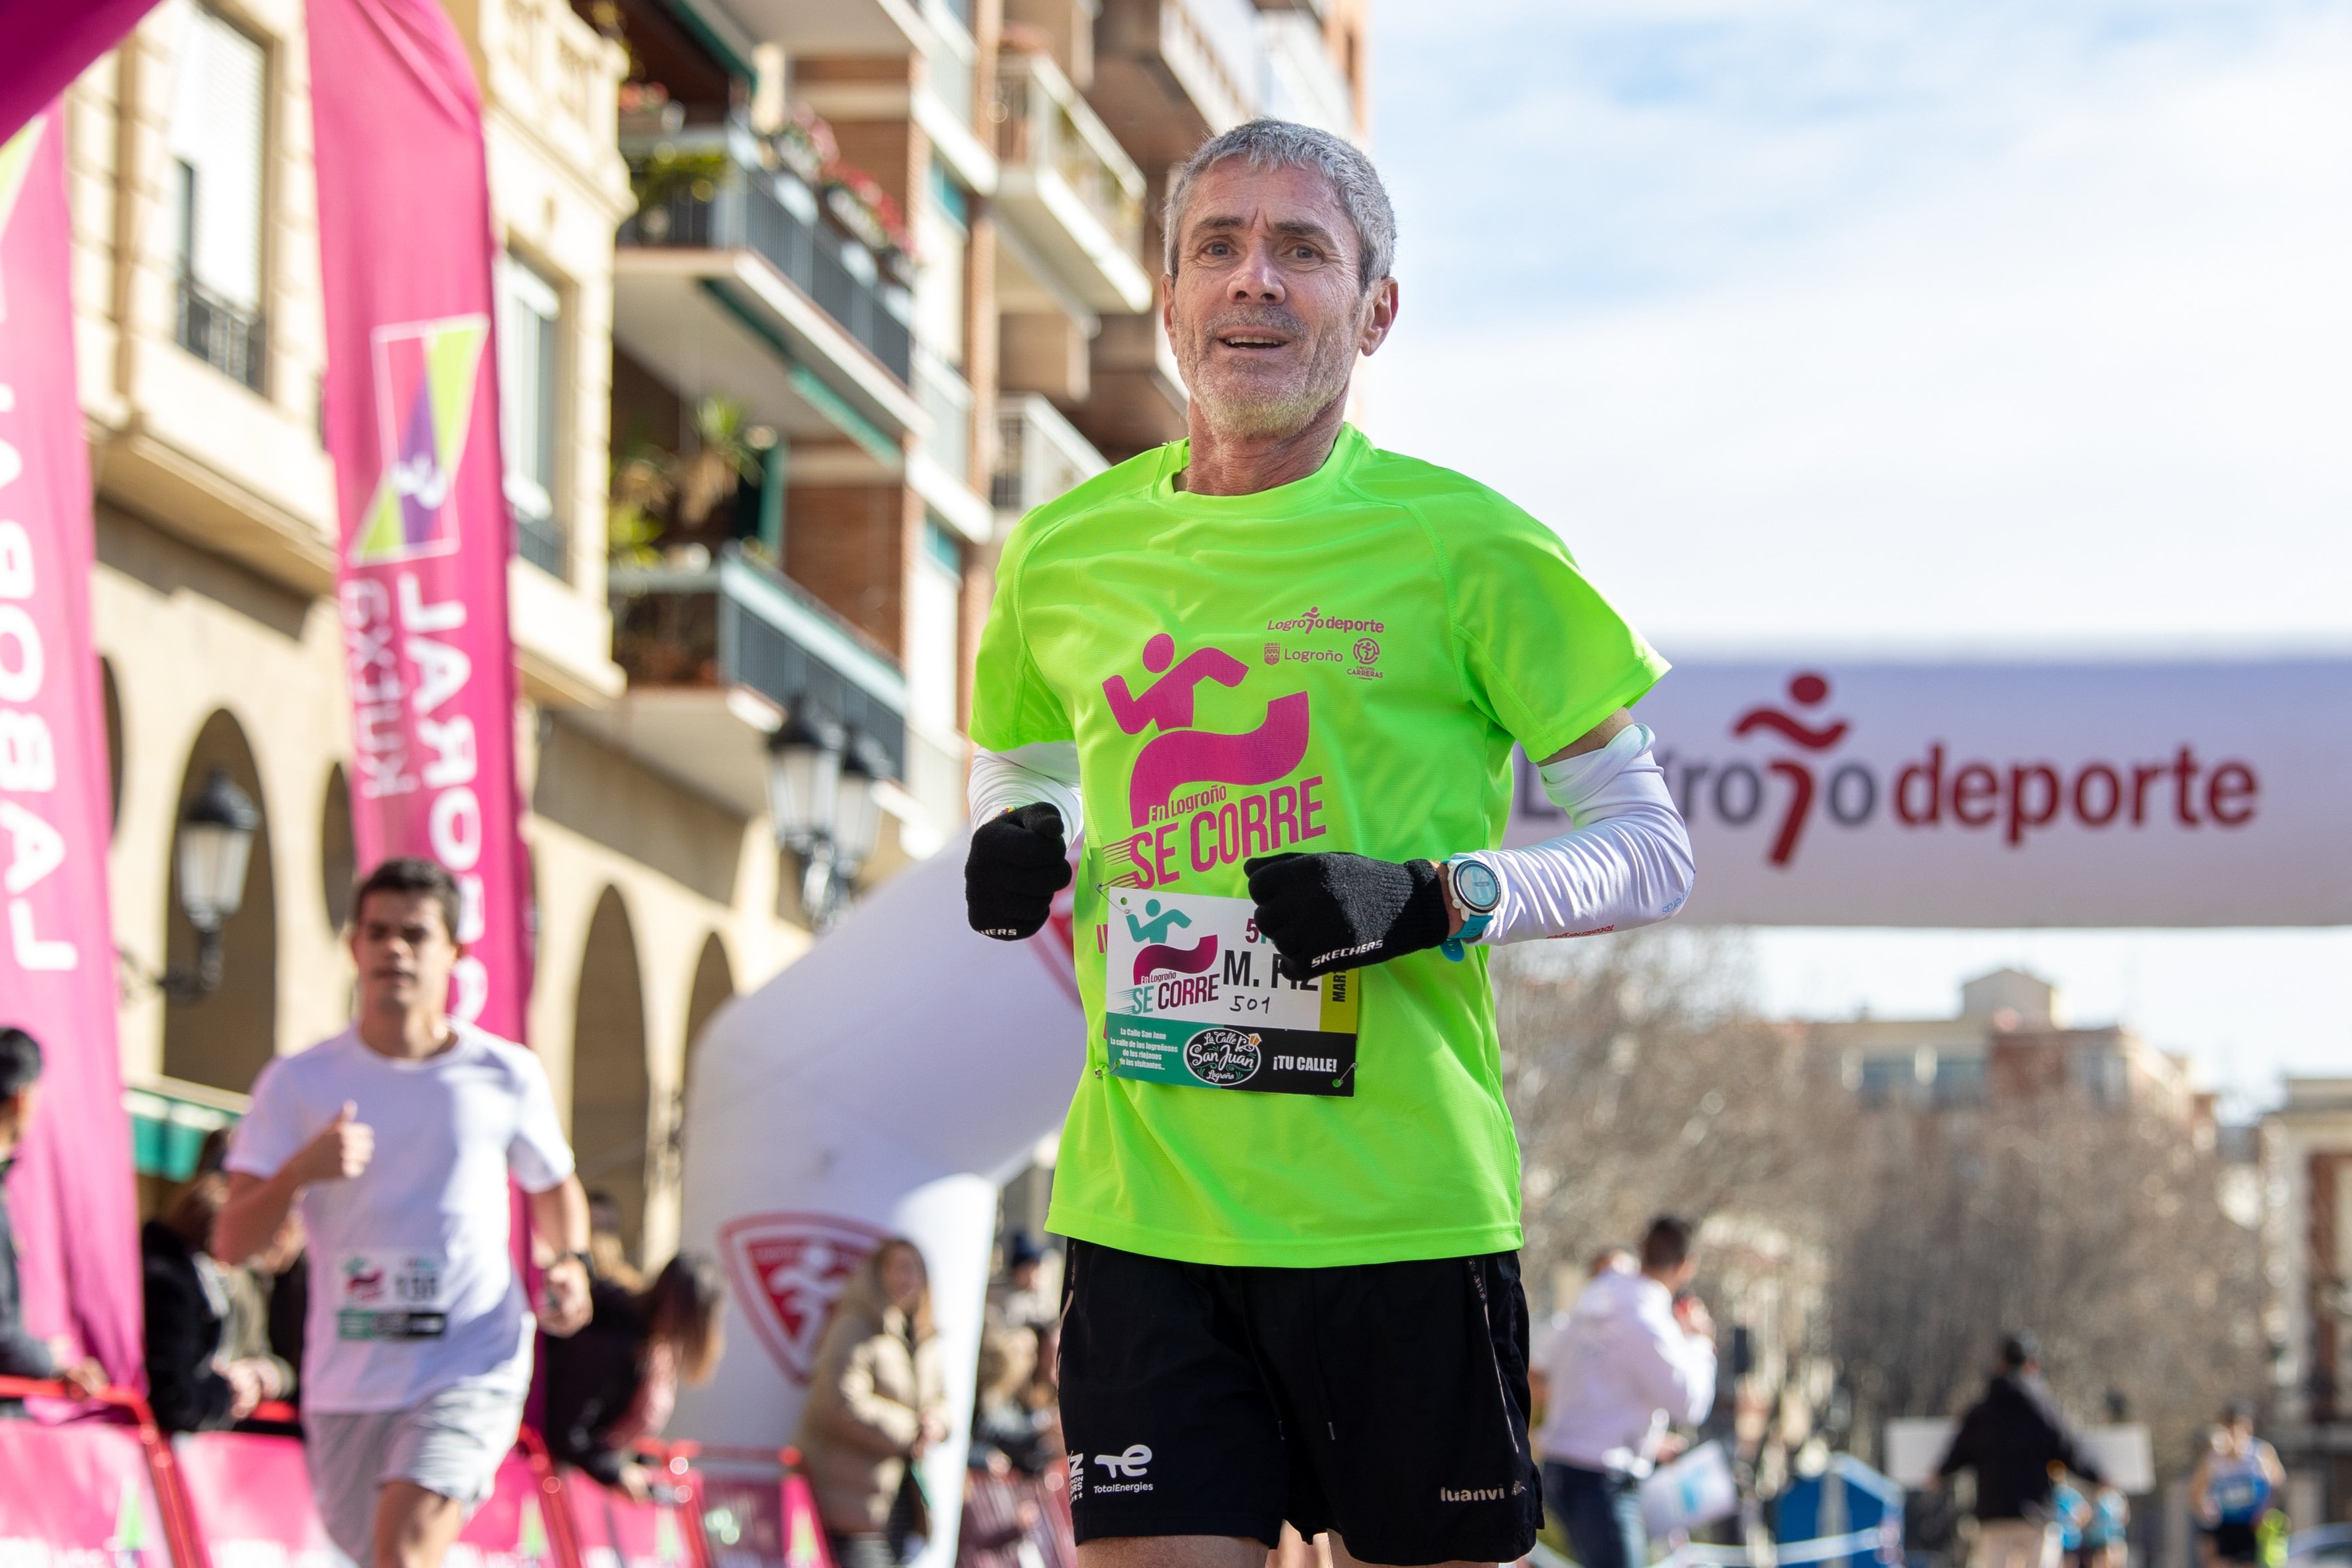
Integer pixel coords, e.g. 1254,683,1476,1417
1368,0,2352,1109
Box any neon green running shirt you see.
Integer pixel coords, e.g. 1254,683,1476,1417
971,425,1668,1267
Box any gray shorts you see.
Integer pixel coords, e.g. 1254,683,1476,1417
305,1383,526,1563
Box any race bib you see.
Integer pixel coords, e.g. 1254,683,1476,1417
335,1251,449,1341
1102,888,1360,1096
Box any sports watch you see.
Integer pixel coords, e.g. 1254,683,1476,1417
1440,854,1501,962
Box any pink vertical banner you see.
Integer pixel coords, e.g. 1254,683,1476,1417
309,0,530,1040
0,111,144,1387
0,0,164,146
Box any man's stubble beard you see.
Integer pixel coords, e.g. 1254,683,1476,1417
1179,304,1364,445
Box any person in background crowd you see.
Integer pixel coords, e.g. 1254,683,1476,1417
542,1253,727,1499
586,1190,647,1292
2050,1465,2088,1568
959,1326,1054,1568
143,1172,295,1431
1932,1333,2106,1568
969,1322,1053,1478
2191,1403,2284,1568
798,1239,949,1568
987,1233,1055,1335
215,858,592,1568
193,1127,303,1415
0,1027,108,1399
2080,1481,2129,1568
1533,1216,1717,1568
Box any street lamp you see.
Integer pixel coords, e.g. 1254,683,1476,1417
125,766,260,1002
832,734,890,884
763,711,893,929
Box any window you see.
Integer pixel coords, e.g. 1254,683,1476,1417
165,7,267,390
905,516,963,736
498,254,566,577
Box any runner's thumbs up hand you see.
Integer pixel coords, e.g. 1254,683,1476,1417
965,803,1071,940
292,1101,375,1184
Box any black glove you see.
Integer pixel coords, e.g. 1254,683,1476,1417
1242,852,1450,980
966,803,1073,939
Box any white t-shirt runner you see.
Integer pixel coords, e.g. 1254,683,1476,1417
224,1024,576,1413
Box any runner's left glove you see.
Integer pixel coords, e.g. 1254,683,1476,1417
966,803,1072,940
1243,852,1449,980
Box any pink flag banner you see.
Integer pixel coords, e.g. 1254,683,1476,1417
309,0,530,1040
0,0,163,145
0,110,144,1388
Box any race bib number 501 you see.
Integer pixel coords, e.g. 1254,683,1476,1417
1102,888,1360,1096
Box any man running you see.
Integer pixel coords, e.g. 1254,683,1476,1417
963,119,1694,1568
216,858,591,1568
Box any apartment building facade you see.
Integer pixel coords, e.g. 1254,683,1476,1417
72,0,1368,1263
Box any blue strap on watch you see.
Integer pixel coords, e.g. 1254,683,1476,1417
1439,855,1501,962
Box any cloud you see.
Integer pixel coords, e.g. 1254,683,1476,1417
1370,0,2352,646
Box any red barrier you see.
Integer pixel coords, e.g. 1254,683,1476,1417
0,1377,205,1568
678,1447,833,1568
449,1431,578,1568
173,1430,337,1568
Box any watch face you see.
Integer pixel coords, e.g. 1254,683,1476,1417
1456,860,1502,913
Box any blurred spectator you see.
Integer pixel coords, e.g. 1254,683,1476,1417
542,1253,726,1498
798,1239,949,1568
0,1028,106,1399
190,1123,305,1421
2191,1402,2284,1568
1533,1216,1716,1568
956,1452,1042,1568
1932,1332,2104,1568
587,1190,647,1292
969,1324,1052,1477
142,1172,294,1431
987,1233,1054,1334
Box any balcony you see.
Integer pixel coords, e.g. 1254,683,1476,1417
591,548,908,818
994,393,1108,526
175,276,266,394
1092,0,1263,165
1255,11,1356,138
615,123,920,469
993,49,1152,314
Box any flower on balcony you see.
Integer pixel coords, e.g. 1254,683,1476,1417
768,103,836,187
821,166,918,264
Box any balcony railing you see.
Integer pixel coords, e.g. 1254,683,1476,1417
175,275,266,393
994,393,1108,517
610,546,907,781
995,50,1146,264
619,125,915,385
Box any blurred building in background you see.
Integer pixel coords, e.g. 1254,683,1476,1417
64,0,1368,1262
1812,968,2203,1125
2261,1079,2352,1528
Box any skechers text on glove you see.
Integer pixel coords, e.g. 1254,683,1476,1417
1242,851,1450,980
965,803,1072,939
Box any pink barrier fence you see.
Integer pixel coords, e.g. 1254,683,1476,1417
0,1416,175,1568
173,1432,337,1568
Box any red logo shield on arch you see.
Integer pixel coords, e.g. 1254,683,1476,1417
718,1212,890,1384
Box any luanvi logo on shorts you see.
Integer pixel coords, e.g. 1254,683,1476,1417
1091,1445,1155,1492
1439,1485,1510,1503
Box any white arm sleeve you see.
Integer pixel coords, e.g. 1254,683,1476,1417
1478,724,1695,943
967,742,1084,838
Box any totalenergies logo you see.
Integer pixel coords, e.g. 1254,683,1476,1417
1659,670,2263,869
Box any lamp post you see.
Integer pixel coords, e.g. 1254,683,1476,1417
124,766,260,1002
763,711,890,929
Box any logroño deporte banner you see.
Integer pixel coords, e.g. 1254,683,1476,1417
1512,657,2352,927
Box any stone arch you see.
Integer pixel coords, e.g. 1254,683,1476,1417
672,933,735,1162
161,710,278,1094
100,658,124,828
571,886,653,1262
319,764,354,933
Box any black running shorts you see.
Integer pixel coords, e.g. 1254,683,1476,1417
1058,1239,1541,1567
